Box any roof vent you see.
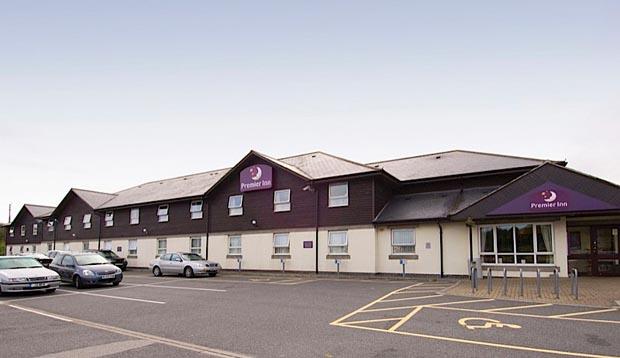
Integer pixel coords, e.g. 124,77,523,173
435,155,441,159
311,154,317,158
183,178,188,181
373,164,380,168
159,182,164,185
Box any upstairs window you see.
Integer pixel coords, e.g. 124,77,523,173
130,208,140,225
190,200,203,220
9,227,14,237
47,221,54,232
273,233,290,255
328,231,348,254
228,195,243,216
20,225,26,236
157,205,169,223
329,183,349,207
104,211,114,227
228,235,242,255
274,189,291,212
391,229,416,254
32,224,38,236
64,216,72,231
83,214,92,229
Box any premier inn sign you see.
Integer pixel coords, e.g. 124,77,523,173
240,164,273,192
488,181,617,215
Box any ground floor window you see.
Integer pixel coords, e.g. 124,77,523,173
8,246,13,254
190,237,202,255
328,231,348,254
129,239,138,256
157,239,167,257
63,243,70,251
104,240,112,250
82,241,90,251
480,223,554,264
31,245,36,253
228,235,242,255
391,228,416,254
47,242,53,252
273,233,290,255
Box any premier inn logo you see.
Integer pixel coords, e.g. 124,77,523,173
240,164,273,192
531,189,568,209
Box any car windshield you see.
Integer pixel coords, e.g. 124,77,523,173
181,253,204,261
0,257,43,269
75,254,110,266
98,251,118,259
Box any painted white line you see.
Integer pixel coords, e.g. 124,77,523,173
484,303,553,312
37,339,153,358
140,284,226,292
57,289,166,304
8,304,74,322
551,308,618,318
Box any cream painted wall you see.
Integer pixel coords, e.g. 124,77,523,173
318,227,376,273
442,222,471,275
375,224,441,275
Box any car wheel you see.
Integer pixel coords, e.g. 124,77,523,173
208,272,217,277
45,288,56,293
184,267,194,278
112,281,120,286
74,276,83,289
153,266,162,277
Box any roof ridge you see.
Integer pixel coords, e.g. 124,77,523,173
277,150,323,160
71,187,116,196
313,151,380,171
252,150,313,179
23,203,56,209
366,149,557,165
366,150,462,165
114,167,231,194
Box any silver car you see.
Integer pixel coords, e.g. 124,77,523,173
0,256,61,294
149,252,220,278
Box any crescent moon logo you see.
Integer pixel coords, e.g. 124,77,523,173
542,190,557,203
250,166,262,181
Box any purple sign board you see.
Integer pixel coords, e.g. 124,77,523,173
240,164,273,192
489,181,616,216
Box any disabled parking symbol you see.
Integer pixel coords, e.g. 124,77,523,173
458,318,522,330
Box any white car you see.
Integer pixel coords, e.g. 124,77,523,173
0,256,61,294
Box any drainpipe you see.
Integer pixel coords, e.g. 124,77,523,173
437,222,444,278
467,222,473,264
205,201,210,260
315,184,319,274
96,212,102,250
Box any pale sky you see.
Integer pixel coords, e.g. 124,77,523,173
1,1,619,223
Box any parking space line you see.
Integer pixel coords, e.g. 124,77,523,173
483,303,553,312
342,317,405,325
430,298,495,307
56,289,166,304
387,306,424,332
381,294,444,303
138,284,226,292
362,305,420,313
550,308,618,318
393,290,443,294
334,322,618,358
7,304,74,322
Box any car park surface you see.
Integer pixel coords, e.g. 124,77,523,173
0,271,618,357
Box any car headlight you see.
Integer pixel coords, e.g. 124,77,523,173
47,275,60,280
8,277,28,283
82,270,94,276
116,268,122,274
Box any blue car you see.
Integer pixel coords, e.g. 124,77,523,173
49,252,123,289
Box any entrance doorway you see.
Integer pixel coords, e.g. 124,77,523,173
567,226,619,276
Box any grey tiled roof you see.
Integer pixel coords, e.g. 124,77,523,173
279,151,378,179
24,204,56,218
72,189,118,209
374,187,497,223
367,150,556,181
98,169,229,209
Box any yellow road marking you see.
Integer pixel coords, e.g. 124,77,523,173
393,290,444,294
388,306,424,332
360,298,493,313
341,317,405,325
483,303,553,312
333,322,619,358
380,294,443,303
550,308,618,318
430,298,495,307
362,305,420,313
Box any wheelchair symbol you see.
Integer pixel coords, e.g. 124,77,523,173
458,317,522,330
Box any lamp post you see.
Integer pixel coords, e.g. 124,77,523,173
51,218,59,251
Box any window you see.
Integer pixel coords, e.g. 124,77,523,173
83,214,92,229
228,235,242,255
19,246,24,253
274,189,291,212
63,242,70,251
190,200,203,220
190,237,202,254
31,245,36,253
228,195,243,216
47,242,53,252
104,240,112,250
20,225,26,236
61,255,74,266
157,205,169,223
82,241,89,250
328,231,348,254
160,253,171,261
329,183,349,207
32,224,38,236
47,221,54,232
64,216,72,230
129,239,138,255
9,227,14,237
273,233,290,255
157,238,167,256
391,229,415,254
105,211,114,227
479,223,555,265
130,208,140,225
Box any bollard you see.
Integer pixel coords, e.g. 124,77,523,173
519,268,524,297
536,268,541,298
400,259,406,278
487,268,492,294
554,268,560,299
281,258,285,272
237,257,242,272
502,268,507,296
335,259,340,277
572,268,579,300
471,267,477,293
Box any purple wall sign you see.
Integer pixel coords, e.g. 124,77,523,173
240,164,273,192
489,181,616,216
303,241,313,249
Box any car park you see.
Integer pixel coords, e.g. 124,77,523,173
0,256,60,295
49,252,123,289
86,249,128,271
19,252,53,267
150,252,220,278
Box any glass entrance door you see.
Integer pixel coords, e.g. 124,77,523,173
567,226,620,276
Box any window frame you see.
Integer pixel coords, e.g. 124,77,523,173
104,211,114,227
190,236,202,254
190,200,203,220
328,182,349,208
328,230,348,254
32,224,38,236
83,214,92,229
104,240,112,251
156,238,167,257
157,204,169,223
228,235,242,255
130,208,140,225
9,227,14,237
273,189,291,212
20,225,26,237
63,216,72,231
82,241,89,251
128,239,138,256
478,223,555,266
391,228,416,254
228,195,243,216
273,233,290,255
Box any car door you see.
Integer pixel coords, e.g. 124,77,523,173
61,255,77,281
159,254,172,274
169,254,183,274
